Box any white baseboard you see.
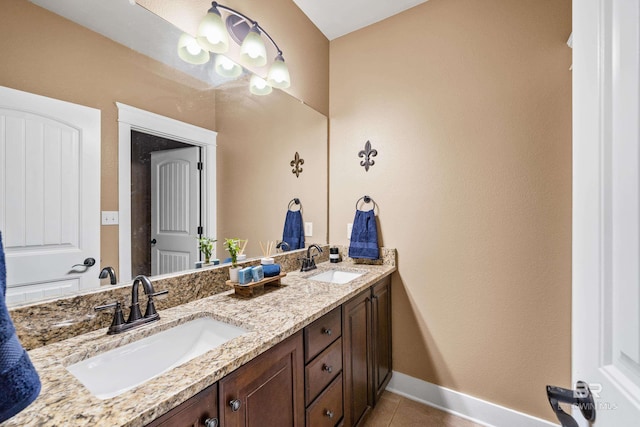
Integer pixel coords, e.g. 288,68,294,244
386,371,559,427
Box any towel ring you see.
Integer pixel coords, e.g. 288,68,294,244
288,198,303,212
355,195,378,213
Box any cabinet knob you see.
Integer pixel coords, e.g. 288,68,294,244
322,364,333,374
229,399,242,412
325,409,334,419
321,327,332,336
204,418,219,427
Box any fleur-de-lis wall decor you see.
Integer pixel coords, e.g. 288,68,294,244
358,140,378,172
290,151,304,177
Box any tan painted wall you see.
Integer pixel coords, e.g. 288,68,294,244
329,0,572,421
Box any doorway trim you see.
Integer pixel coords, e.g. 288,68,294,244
116,103,217,282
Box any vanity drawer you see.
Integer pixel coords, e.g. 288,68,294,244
305,337,342,405
305,306,342,362
306,373,343,427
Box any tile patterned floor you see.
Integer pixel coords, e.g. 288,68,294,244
363,391,485,427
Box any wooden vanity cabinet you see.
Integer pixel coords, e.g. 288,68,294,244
342,289,372,427
371,276,392,403
146,383,218,427
218,330,305,427
342,276,392,427
146,275,391,427
304,306,344,427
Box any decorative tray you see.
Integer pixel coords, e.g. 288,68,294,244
227,273,287,297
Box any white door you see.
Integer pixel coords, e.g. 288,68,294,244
573,0,640,425
0,86,100,306
150,146,200,275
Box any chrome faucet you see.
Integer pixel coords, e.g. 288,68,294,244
98,266,117,285
300,244,323,272
95,275,168,335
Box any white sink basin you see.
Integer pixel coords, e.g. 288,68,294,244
66,317,248,399
308,269,364,285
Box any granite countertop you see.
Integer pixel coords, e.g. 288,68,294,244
4,259,396,427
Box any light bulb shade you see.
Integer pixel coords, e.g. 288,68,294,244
197,7,229,53
267,55,291,89
177,33,210,64
250,74,273,95
214,55,243,78
240,27,267,67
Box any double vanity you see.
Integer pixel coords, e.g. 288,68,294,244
5,249,396,427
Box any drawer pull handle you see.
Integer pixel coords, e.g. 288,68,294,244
229,399,241,412
325,409,334,419
322,364,333,374
322,327,332,336
205,418,219,427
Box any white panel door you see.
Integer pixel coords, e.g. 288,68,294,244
0,86,100,305
150,146,200,275
573,0,640,425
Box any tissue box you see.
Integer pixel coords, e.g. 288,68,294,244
238,267,253,285
251,265,264,282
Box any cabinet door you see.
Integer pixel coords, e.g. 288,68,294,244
371,277,392,404
146,383,218,427
219,331,304,427
342,289,372,427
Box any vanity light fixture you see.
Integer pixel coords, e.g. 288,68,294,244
178,1,291,94
177,33,210,65
196,4,229,53
240,24,268,67
214,55,243,78
250,75,273,96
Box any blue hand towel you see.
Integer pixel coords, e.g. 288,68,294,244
0,233,41,423
262,263,281,277
282,210,305,250
348,210,380,260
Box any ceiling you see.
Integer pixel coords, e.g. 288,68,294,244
293,0,429,40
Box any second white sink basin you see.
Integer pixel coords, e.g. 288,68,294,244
66,316,248,399
308,269,364,285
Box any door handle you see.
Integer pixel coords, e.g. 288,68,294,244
150,239,157,245
71,258,96,269
546,381,596,427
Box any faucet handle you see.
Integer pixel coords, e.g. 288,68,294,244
144,290,169,318
95,301,126,333
150,289,169,298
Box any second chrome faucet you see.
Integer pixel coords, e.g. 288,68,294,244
95,275,168,335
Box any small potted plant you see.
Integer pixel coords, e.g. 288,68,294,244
198,237,216,264
225,238,241,281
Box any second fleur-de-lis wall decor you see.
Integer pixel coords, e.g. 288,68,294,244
290,151,304,177
358,140,378,172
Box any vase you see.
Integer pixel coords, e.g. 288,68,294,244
229,267,240,282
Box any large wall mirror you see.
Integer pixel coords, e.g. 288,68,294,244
0,0,327,305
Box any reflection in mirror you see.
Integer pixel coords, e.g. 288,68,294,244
130,132,195,277
1,0,328,305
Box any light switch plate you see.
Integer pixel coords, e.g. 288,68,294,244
102,211,119,225
347,223,353,240
304,222,313,237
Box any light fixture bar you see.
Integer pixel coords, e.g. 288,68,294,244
212,2,283,55
178,2,291,94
